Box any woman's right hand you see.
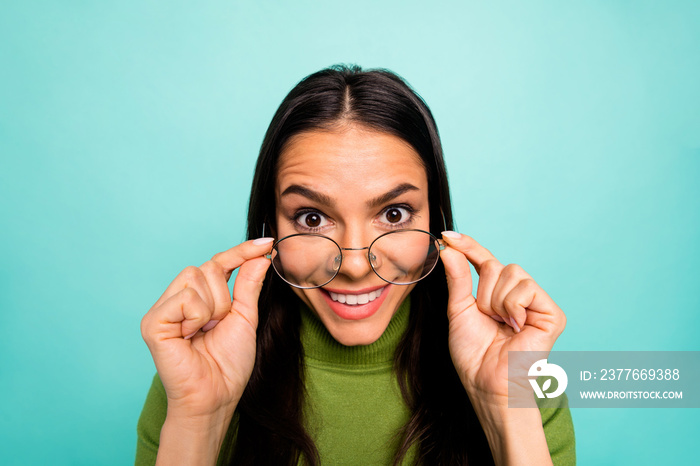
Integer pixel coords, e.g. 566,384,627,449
140,238,273,422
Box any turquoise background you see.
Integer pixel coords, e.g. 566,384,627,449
1,1,698,464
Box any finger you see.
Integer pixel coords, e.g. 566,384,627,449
441,231,497,274
152,265,216,311
438,244,476,316
475,259,506,319
151,238,274,309
142,287,213,347
198,260,233,322
227,255,272,332
211,237,275,280
502,279,538,332
503,278,566,337
491,264,531,327
202,256,271,376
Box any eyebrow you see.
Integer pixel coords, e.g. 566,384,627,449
280,182,420,209
367,183,420,208
280,185,335,207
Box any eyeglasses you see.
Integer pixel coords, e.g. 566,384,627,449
265,229,445,289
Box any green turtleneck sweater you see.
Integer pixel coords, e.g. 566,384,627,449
299,297,416,464
136,299,575,464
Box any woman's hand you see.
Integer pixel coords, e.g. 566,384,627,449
439,231,566,465
140,238,273,421
440,231,566,402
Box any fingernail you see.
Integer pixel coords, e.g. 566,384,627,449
253,237,274,245
184,330,198,340
202,320,219,332
509,317,521,333
441,231,461,239
491,315,505,323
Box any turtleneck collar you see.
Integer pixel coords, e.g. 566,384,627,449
299,296,411,367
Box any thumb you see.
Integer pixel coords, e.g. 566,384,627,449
439,240,476,315
228,256,272,330
205,256,271,396
207,255,271,369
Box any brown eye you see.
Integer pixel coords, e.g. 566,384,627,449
385,208,403,223
305,213,321,227
296,211,328,230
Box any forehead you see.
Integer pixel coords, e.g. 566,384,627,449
276,126,428,194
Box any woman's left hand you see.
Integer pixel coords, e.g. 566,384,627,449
439,231,567,408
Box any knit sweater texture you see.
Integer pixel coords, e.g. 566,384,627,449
136,298,575,464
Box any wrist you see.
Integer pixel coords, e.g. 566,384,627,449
468,397,551,466
165,403,235,440
156,408,235,466
165,392,239,424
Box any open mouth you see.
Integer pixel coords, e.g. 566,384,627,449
328,287,385,305
319,285,390,321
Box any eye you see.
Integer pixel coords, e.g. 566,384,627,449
296,211,329,229
380,206,411,225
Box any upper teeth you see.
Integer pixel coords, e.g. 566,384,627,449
329,288,384,305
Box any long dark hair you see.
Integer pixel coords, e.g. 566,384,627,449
222,65,493,465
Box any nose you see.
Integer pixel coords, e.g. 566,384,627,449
332,223,378,282
337,246,373,281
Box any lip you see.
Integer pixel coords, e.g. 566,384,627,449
322,284,387,295
319,285,391,321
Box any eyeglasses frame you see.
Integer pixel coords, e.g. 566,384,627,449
264,228,446,289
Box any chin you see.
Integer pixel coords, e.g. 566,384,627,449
326,321,388,346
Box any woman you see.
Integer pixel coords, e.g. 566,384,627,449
137,65,574,465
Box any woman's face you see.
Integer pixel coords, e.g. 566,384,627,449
275,124,430,346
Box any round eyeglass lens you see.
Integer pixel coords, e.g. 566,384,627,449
270,234,341,289
369,230,440,285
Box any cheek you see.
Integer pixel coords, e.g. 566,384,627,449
394,283,416,301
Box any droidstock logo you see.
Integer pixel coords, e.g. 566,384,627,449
528,359,568,398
